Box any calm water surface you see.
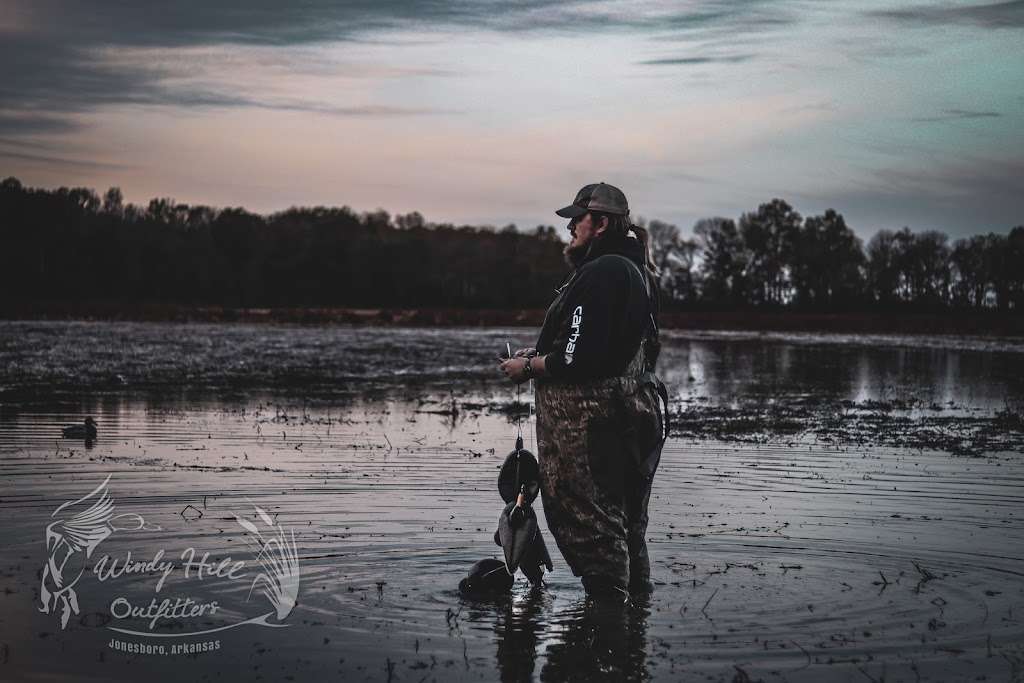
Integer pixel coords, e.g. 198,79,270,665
1,321,1022,682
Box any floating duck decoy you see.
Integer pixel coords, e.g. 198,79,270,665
62,417,97,440
458,558,514,596
497,435,540,504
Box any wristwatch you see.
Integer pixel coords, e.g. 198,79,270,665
522,357,534,378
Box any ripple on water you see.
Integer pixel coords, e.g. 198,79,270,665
2,393,1023,681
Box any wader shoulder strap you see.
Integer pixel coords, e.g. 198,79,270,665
612,254,670,440
611,254,659,340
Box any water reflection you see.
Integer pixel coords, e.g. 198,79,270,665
540,596,649,682
477,591,652,683
655,333,1023,412
1,322,1023,412
493,591,545,683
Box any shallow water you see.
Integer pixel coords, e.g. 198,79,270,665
1,322,1023,682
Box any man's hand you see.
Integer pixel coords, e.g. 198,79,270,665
499,357,531,384
513,347,537,358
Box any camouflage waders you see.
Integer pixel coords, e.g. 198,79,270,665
535,342,662,592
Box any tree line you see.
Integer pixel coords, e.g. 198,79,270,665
1,178,1020,312
0,177,565,309
647,199,1022,311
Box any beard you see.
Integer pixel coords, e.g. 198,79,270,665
565,231,609,268
563,240,590,269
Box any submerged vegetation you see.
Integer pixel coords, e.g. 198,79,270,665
672,398,1024,457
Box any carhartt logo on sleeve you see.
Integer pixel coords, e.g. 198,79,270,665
564,305,583,365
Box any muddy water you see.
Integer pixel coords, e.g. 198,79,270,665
1,322,1023,682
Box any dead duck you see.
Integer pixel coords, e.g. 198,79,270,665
62,417,97,440
495,437,551,585
494,511,552,587
459,436,552,596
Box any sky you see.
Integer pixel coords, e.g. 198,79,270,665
1,0,1022,240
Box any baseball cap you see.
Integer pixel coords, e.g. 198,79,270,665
555,182,629,218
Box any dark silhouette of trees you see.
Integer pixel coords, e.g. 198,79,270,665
899,230,950,307
0,177,1019,313
1000,227,1024,311
102,187,123,216
738,199,801,306
866,228,950,309
693,205,867,311
866,229,901,306
645,219,699,303
791,209,865,308
694,217,747,307
951,234,999,308
0,177,568,310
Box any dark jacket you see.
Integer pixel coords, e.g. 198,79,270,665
536,234,656,381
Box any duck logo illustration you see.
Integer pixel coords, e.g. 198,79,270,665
39,475,157,630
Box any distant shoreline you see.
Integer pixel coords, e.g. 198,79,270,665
3,302,1023,336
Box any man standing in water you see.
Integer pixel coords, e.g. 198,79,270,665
499,182,666,599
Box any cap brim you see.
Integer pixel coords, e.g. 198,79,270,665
555,204,588,219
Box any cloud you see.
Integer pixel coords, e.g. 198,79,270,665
247,100,459,117
0,37,457,138
792,155,1024,237
0,112,79,136
869,1,1024,28
0,0,801,138
871,157,1024,201
0,36,177,120
7,0,798,47
0,1,490,138
910,109,1002,122
642,3,796,38
0,149,134,170
636,54,753,66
